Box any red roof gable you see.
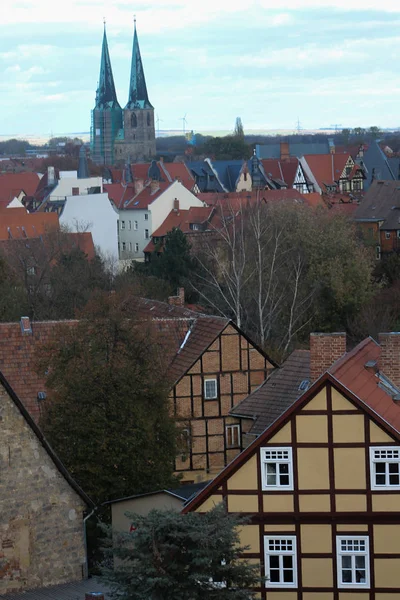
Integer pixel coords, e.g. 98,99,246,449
0,207,59,240
304,154,351,190
162,162,195,191
151,206,213,238
261,158,299,187
104,183,136,209
0,172,41,206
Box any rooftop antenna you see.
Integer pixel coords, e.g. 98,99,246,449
331,123,342,132
180,113,188,135
156,114,163,135
134,14,136,28
103,16,106,28
296,117,302,134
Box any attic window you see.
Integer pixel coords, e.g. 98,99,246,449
298,379,310,392
204,378,218,400
37,391,47,401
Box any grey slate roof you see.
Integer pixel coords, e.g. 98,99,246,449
209,160,244,192
354,180,400,229
1,578,109,600
231,349,310,435
256,142,330,160
359,141,396,191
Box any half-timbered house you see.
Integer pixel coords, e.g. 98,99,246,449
301,154,365,197
184,371,400,599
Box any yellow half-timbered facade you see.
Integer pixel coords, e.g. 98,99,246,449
184,373,400,599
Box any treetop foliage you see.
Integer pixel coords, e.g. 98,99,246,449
101,504,260,600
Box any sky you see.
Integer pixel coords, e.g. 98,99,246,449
2,0,400,137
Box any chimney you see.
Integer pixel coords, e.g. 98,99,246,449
77,145,89,179
134,178,144,195
168,287,185,307
310,332,346,381
173,198,179,211
328,138,335,154
378,333,400,389
280,142,290,162
150,179,160,194
20,316,32,335
47,166,55,186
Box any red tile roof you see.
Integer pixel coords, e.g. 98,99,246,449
161,162,195,191
104,183,136,209
304,154,351,190
0,207,59,240
261,158,299,187
105,181,172,210
0,172,41,206
151,206,214,237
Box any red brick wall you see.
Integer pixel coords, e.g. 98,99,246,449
310,332,346,381
379,333,400,389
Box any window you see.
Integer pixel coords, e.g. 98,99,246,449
135,243,139,252
204,378,217,399
134,220,138,230
190,223,201,231
385,231,391,239
260,447,293,490
226,424,240,448
128,220,132,230
122,242,126,251
376,245,381,260
397,230,400,239
265,537,297,588
120,220,125,230
337,537,369,588
144,213,149,221
131,113,137,128
129,242,132,252
147,112,151,126
370,447,400,489
72,187,79,196
144,229,149,239
298,379,310,392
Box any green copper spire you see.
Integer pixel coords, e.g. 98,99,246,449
125,20,153,110
95,24,121,110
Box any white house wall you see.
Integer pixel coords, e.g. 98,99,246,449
300,157,322,195
49,176,103,202
60,192,119,261
149,181,204,231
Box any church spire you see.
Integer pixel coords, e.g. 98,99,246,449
95,23,121,110
125,19,153,110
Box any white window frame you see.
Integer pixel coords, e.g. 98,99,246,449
385,231,391,239
370,446,400,490
144,229,149,239
226,424,240,448
135,243,139,253
265,536,297,588
134,220,138,230
336,536,370,589
120,220,125,230
128,220,132,230
260,447,294,491
204,378,218,400
144,213,149,221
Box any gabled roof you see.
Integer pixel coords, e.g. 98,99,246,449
360,141,395,191
303,153,351,190
0,207,59,239
354,180,400,229
260,158,299,188
231,349,310,435
256,141,331,160
150,206,214,238
161,162,196,191
0,172,40,206
0,367,93,507
183,372,400,513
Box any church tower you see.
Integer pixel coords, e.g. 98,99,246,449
114,20,156,162
90,25,123,165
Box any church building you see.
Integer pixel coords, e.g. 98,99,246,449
90,21,156,165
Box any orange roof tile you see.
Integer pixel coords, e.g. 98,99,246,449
151,206,213,238
161,162,195,191
304,153,351,190
0,172,41,206
0,207,59,240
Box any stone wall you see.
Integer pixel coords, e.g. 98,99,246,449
0,385,86,594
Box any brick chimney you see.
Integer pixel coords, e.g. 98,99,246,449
280,142,290,162
310,332,346,381
378,333,400,389
168,287,185,307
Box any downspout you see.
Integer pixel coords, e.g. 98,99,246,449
83,506,98,579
